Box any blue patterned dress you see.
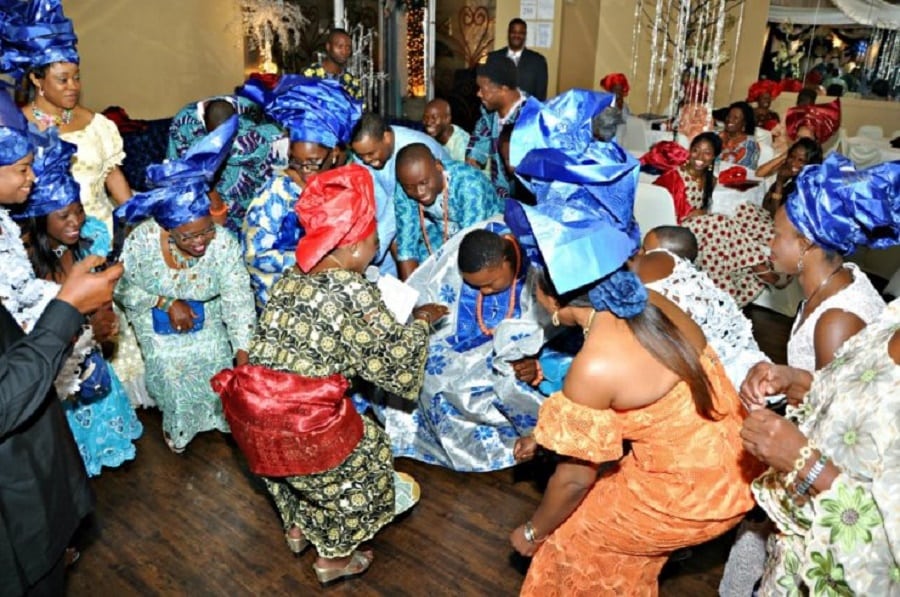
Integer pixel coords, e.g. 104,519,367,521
241,172,304,311
167,97,286,235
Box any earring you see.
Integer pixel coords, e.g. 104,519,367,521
551,310,560,327
38,87,44,97
352,249,360,258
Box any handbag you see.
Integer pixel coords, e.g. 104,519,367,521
79,349,112,401
152,299,206,335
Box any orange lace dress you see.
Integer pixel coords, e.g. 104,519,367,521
521,347,761,596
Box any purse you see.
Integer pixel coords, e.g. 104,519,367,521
79,349,112,401
152,299,206,335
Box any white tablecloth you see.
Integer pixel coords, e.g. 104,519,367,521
843,136,900,167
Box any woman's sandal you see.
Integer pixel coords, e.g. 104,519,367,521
285,529,309,555
312,550,373,586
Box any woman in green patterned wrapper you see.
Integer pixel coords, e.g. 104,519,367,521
213,164,447,585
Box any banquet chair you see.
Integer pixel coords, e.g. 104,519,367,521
621,115,650,154
856,125,884,140
634,182,677,236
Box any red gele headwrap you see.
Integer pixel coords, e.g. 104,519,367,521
780,78,803,93
640,141,689,173
747,79,782,103
785,98,841,144
600,73,630,96
294,163,377,272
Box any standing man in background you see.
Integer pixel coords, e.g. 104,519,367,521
488,18,547,101
303,29,364,102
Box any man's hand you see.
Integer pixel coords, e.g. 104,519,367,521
56,256,124,315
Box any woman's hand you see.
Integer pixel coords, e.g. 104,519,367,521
740,409,808,472
740,362,810,410
234,350,249,367
412,303,449,327
167,299,198,333
511,358,539,384
90,303,119,343
509,524,540,557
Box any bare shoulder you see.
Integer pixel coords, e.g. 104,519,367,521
633,252,674,285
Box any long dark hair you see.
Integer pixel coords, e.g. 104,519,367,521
18,215,89,281
691,131,722,211
538,269,718,420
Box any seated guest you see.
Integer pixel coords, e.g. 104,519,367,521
422,98,469,162
349,112,448,275
0,89,122,597
760,97,840,175
507,155,759,596
167,93,285,235
243,77,361,309
747,79,782,131
742,296,899,596
14,128,142,477
394,143,503,279
115,117,256,453
632,226,770,392
719,101,760,168
761,138,824,223
213,164,446,584
467,57,540,198
302,29,363,102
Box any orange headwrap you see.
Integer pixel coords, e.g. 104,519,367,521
785,98,841,144
747,79,781,103
294,163,377,272
600,73,630,96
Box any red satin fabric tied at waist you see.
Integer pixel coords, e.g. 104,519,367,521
718,165,747,185
211,365,364,477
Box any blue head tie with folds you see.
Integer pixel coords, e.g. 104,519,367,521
787,153,900,256
504,88,646,318
0,0,79,80
0,85,31,165
264,76,362,148
10,126,78,219
114,115,238,230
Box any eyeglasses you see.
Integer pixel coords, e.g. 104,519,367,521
172,225,216,242
289,150,332,174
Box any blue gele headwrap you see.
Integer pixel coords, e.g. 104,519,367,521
264,76,362,148
10,126,78,219
0,85,31,166
786,153,900,256
504,89,646,318
114,115,238,231
0,0,79,80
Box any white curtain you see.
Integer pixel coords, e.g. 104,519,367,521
768,1,900,29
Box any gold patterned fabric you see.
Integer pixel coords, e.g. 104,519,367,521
249,267,429,557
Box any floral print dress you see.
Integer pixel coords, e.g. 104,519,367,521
753,298,900,596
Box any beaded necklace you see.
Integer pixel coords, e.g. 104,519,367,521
167,236,200,269
475,235,521,336
418,171,450,255
32,103,73,128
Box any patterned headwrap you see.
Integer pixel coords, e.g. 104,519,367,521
294,163,376,272
600,73,630,96
504,89,646,318
0,0,79,80
785,98,841,144
0,85,31,166
114,115,238,230
746,79,781,103
10,126,78,219
786,153,900,255
264,76,362,147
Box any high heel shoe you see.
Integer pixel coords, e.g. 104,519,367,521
312,550,373,585
285,530,309,554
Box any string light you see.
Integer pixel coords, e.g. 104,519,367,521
407,7,425,97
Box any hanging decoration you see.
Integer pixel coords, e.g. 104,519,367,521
240,0,308,73
406,6,426,97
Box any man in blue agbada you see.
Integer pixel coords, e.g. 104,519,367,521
394,141,503,280
242,76,362,310
373,89,638,472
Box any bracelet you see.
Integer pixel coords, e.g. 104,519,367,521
158,296,175,311
769,191,782,201
523,520,543,545
795,453,828,497
530,360,544,387
209,203,228,217
785,443,814,486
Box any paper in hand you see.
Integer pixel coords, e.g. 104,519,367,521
366,266,420,324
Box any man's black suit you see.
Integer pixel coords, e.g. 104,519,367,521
487,47,548,101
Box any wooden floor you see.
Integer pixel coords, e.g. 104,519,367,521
66,306,793,596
